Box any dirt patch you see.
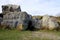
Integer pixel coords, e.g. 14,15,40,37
18,31,60,40
31,31,60,40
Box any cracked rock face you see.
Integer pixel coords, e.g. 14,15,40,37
1,11,32,30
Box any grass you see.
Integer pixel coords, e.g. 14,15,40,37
0,29,31,40
0,29,60,40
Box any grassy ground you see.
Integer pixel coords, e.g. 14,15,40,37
0,29,60,40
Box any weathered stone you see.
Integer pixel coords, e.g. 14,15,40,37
16,24,23,31
2,4,21,13
32,18,42,30
42,15,60,30
0,4,33,30
48,17,59,30
1,4,60,31
0,17,3,24
42,15,49,29
1,11,32,30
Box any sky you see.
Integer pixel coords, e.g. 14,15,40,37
0,0,60,16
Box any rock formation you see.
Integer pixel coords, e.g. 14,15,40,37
42,15,60,30
48,17,59,30
0,4,60,31
1,4,32,30
32,18,42,30
2,4,21,13
42,15,50,29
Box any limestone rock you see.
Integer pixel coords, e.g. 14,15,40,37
48,17,59,30
42,15,60,30
2,4,21,13
2,11,32,30
42,15,50,29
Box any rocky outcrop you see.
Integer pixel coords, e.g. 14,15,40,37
0,4,60,31
2,4,21,13
1,4,32,30
42,15,60,30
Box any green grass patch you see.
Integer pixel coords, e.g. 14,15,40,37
0,29,60,40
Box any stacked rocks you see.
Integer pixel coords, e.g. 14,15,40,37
1,4,32,30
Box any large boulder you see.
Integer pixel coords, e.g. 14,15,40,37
42,15,60,30
48,17,59,30
1,11,32,30
2,4,21,13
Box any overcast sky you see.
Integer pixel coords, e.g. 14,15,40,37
0,0,60,16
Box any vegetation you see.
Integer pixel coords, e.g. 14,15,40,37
32,16,43,19
0,29,60,40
